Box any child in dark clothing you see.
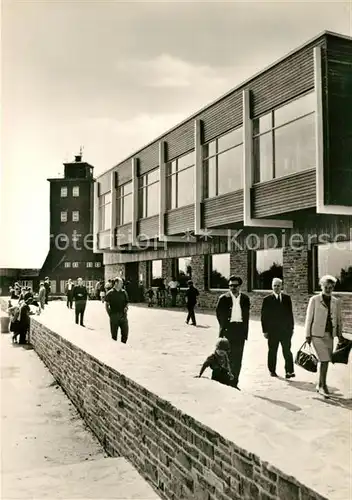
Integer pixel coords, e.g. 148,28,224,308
196,338,234,386
147,288,154,307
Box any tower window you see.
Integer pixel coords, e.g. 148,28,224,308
72,262,79,268
86,262,93,268
73,186,79,197
61,187,68,197
64,262,71,268
72,211,79,222
61,211,67,222
94,262,102,268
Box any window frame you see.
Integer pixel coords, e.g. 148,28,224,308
61,187,68,198
151,259,163,287
72,210,79,222
86,262,93,268
208,253,231,291
72,262,79,268
138,168,160,219
94,262,102,268
98,192,112,231
203,126,243,199
250,248,284,291
60,211,68,222
117,181,133,226
166,151,195,210
253,91,315,184
175,257,192,289
312,242,352,294
64,262,71,268
72,186,80,197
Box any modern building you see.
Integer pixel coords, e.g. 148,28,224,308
40,153,104,295
94,31,352,330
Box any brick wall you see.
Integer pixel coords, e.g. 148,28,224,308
21,315,327,500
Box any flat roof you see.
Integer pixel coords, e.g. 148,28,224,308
97,30,352,180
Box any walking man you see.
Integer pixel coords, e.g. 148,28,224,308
65,278,74,309
216,276,250,390
73,278,88,327
261,278,295,378
38,281,46,311
185,280,199,326
105,277,129,343
44,277,51,304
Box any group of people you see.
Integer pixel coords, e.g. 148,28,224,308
7,278,51,344
146,277,186,308
197,274,346,397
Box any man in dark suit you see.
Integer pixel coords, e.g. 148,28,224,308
216,276,250,390
73,278,88,327
65,278,74,309
261,277,295,379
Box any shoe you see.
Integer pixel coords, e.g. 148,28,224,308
285,373,295,379
270,372,278,377
318,387,330,398
234,386,241,391
322,385,330,395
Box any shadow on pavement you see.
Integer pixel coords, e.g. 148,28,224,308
286,379,339,395
313,396,352,410
254,395,302,412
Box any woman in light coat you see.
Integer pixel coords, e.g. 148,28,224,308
305,275,343,397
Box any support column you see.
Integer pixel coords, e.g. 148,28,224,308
93,181,100,253
194,119,203,235
110,171,117,250
131,158,139,245
159,141,166,239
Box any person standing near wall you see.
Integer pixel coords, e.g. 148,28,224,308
185,280,199,326
261,278,295,378
168,277,179,307
38,282,46,311
105,277,129,343
44,277,51,304
215,276,250,390
73,278,88,327
65,278,74,309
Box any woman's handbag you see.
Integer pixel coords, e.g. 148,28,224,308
331,339,352,364
295,341,318,373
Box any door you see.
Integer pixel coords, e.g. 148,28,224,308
125,262,140,302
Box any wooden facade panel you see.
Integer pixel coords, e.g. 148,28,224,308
324,35,352,206
166,204,194,235
253,169,316,217
116,160,132,185
117,223,132,246
98,173,111,195
98,229,111,250
138,215,159,239
200,93,243,143
138,143,159,176
165,121,194,161
203,190,243,227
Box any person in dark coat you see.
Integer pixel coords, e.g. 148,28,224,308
196,338,234,386
18,297,33,344
185,280,199,326
105,277,129,343
65,279,74,309
73,278,88,327
215,276,250,390
261,278,295,378
44,277,51,304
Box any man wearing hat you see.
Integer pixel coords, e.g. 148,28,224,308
216,275,250,390
44,277,51,305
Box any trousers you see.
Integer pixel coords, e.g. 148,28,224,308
186,304,196,325
267,332,294,374
109,313,129,343
75,301,86,325
222,322,246,387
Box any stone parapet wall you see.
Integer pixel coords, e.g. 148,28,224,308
17,312,328,500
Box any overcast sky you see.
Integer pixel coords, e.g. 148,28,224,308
1,0,351,268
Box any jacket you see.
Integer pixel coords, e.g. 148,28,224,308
215,292,250,339
305,293,342,339
261,293,294,335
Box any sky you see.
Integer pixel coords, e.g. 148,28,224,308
1,0,351,268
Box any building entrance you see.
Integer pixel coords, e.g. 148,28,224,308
125,262,141,303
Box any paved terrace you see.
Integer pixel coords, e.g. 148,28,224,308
2,300,351,500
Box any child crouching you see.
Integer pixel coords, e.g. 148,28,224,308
196,338,234,386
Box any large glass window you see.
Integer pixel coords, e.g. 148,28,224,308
98,192,111,231
313,241,352,292
203,127,243,198
253,92,315,183
151,259,163,287
176,257,192,288
252,248,283,290
166,151,195,210
139,169,159,218
117,182,133,225
209,253,230,289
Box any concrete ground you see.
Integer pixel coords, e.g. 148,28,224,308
32,299,351,500
0,331,159,499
